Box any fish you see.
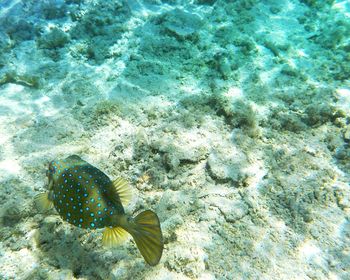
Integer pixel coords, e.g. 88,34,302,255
34,155,163,266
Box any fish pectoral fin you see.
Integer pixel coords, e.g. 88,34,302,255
34,192,53,212
102,226,129,247
112,178,132,207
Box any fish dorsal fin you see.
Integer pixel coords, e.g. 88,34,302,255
34,192,53,212
112,178,132,207
66,155,83,161
102,226,129,247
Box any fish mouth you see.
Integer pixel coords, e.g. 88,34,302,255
48,177,53,189
47,161,55,189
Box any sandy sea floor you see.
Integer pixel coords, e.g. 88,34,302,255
0,0,349,279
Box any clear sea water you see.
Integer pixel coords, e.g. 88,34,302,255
0,1,349,279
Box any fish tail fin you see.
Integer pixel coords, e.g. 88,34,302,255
34,192,53,212
127,210,164,266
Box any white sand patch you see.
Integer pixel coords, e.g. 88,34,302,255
0,0,349,279
0,248,39,279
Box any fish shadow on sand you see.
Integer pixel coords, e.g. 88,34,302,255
31,214,133,280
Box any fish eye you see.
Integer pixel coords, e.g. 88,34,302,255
51,166,55,173
48,163,56,175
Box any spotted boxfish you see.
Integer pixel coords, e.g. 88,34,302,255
35,155,163,266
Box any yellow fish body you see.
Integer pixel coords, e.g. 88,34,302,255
35,155,163,266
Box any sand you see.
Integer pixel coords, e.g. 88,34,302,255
0,0,349,279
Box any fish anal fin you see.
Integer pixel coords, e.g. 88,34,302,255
34,192,53,212
112,178,132,207
102,226,129,247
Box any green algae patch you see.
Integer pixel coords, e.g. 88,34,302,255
0,72,41,88
37,28,69,49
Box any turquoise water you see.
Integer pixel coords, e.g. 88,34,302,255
0,1,349,279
